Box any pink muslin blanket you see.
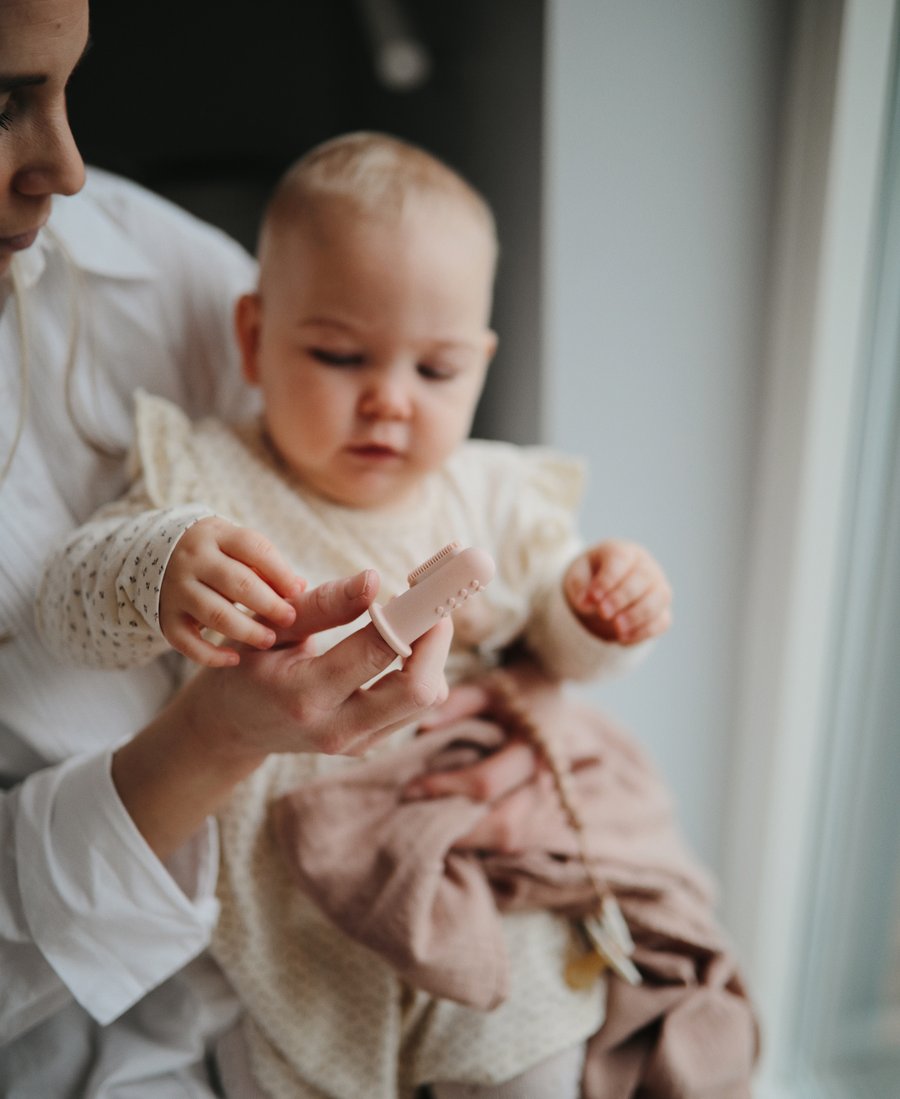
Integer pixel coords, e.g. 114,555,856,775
272,689,759,1097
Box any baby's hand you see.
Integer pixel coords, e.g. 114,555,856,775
563,539,672,645
159,517,305,667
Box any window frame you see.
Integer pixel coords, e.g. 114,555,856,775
722,0,899,1091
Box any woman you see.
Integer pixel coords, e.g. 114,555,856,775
0,2,455,1093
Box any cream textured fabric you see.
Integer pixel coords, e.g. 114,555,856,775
217,758,602,1099
38,392,652,1098
430,1041,586,1099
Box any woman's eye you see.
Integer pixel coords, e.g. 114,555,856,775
0,94,15,132
309,348,364,367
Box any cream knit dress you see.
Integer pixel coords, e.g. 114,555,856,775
37,393,644,1099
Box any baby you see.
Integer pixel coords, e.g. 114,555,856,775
37,133,672,1099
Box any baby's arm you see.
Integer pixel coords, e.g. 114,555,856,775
563,539,672,645
36,481,300,670
471,441,671,681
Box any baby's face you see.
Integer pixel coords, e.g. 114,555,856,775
238,197,496,510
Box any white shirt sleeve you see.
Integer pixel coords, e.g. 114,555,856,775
0,170,255,1047
0,751,219,1039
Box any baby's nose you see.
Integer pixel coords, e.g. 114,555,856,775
358,377,413,420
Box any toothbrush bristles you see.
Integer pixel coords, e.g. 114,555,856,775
407,541,461,586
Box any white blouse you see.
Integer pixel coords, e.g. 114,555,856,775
0,168,256,1096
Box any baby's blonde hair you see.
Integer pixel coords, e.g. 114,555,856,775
258,131,497,269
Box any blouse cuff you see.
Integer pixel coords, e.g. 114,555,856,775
529,582,654,682
15,750,219,1025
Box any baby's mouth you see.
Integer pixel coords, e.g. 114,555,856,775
348,443,402,459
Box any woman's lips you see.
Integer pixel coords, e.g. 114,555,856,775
0,227,42,252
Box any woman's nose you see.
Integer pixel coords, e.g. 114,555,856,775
13,109,85,199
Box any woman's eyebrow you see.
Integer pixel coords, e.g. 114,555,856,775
0,35,93,92
0,74,48,91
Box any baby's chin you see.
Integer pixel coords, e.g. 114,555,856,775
313,474,425,513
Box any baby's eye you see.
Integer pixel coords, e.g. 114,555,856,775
309,348,365,367
417,362,458,381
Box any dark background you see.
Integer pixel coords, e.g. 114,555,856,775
66,0,545,443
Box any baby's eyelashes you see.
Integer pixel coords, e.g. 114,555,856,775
309,347,365,366
417,362,459,381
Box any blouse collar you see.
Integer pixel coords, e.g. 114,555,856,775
10,178,156,291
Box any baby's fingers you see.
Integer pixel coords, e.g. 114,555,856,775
177,581,279,651
588,542,636,598
611,587,673,643
218,526,299,592
202,547,300,629
567,541,637,615
165,617,241,668
595,561,652,621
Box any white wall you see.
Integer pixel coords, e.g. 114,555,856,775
542,0,789,869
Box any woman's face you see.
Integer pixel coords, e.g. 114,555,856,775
0,0,88,276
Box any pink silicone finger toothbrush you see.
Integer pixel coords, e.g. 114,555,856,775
368,541,495,657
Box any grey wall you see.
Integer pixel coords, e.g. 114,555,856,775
543,0,792,870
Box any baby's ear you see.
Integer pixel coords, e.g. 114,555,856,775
235,293,263,384
484,329,499,364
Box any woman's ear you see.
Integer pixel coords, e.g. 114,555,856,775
235,293,263,384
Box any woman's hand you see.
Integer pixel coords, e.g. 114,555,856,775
197,568,453,761
404,661,574,853
113,569,452,858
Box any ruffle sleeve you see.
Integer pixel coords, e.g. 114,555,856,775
451,441,648,683
131,389,218,510
454,440,586,597
505,446,586,589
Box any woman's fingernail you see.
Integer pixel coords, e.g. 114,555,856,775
344,570,372,599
